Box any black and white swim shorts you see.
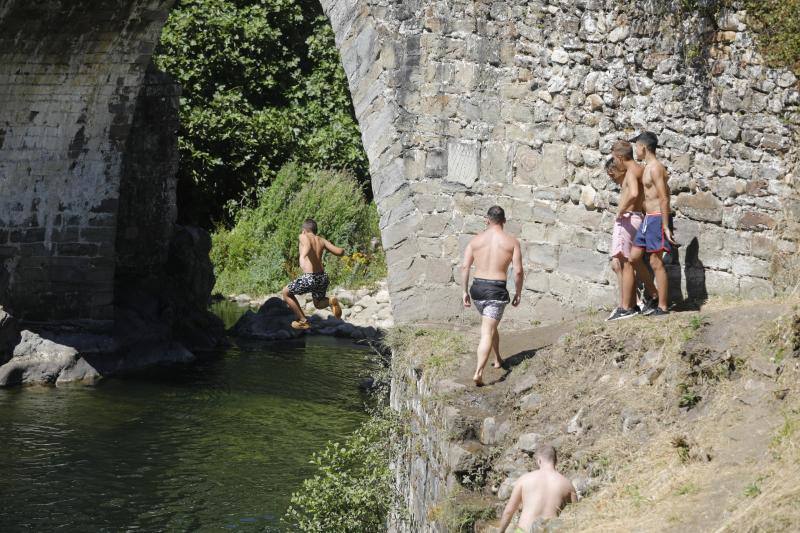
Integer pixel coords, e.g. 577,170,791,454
469,278,510,321
287,272,330,301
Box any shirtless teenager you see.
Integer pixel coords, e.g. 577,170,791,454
629,131,676,316
282,218,344,330
461,206,523,386
606,141,650,321
498,445,578,533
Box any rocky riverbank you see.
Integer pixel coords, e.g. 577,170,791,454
227,281,394,341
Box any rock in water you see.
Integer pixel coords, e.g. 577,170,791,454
230,297,303,340
0,330,82,387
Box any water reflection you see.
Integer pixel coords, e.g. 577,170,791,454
0,303,376,531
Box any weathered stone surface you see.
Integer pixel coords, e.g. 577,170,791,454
0,330,100,387
1,0,797,336
516,432,543,454
674,192,723,223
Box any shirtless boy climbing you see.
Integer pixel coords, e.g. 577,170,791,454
282,219,344,330
629,131,676,316
498,444,577,533
461,206,523,387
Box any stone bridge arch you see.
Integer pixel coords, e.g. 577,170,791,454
0,0,798,326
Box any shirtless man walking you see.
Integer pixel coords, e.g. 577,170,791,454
461,206,523,386
282,218,344,330
606,141,654,321
498,445,578,533
629,131,676,316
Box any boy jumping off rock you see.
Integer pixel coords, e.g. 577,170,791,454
282,219,344,330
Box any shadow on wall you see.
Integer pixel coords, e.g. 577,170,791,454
667,236,708,311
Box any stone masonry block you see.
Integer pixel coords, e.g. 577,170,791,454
445,140,480,188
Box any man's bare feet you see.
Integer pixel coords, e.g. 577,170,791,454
472,375,485,387
291,319,311,330
492,357,505,369
329,296,342,319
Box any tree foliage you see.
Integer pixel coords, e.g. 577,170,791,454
155,0,368,226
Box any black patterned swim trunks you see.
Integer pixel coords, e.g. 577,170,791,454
287,272,330,301
469,278,510,321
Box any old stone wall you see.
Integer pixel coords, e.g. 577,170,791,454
323,0,800,324
0,0,174,321
0,0,798,326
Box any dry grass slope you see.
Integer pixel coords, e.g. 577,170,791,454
390,296,800,532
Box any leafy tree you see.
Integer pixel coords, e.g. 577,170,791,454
155,0,368,226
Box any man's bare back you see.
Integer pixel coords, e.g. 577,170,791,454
515,470,576,527
468,228,518,281
498,448,578,533
620,164,645,214
299,233,341,273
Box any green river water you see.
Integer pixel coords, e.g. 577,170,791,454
0,302,378,531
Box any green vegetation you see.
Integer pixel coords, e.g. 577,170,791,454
430,488,496,533
284,407,402,532
743,481,762,498
675,0,800,75
677,383,702,409
671,435,692,462
211,164,385,295
675,482,700,496
386,327,470,376
744,0,800,75
155,0,368,226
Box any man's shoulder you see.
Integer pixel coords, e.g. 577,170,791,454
468,231,487,244
498,229,519,244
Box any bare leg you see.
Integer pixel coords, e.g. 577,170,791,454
473,316,499,386
649,252,669,311
313,297,329,309
621,258,637,310
630,246,657,299
282,287,306,321
611,257,623,309
491,329,504,368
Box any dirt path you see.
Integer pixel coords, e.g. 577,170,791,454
410,298,800,532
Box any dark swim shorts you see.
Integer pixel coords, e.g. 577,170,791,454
633,213,672,254
287,272,329,301
469,278,511,321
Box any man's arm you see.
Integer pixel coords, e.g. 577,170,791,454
498,481,523,533
323,239,345,257
569,483,578,504
653,165,676,244
616,168,639,216
512,239,523,307
460,242,474,307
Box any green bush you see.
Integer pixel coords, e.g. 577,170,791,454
210,163,385,295
285,408,401,532
744,0,800,76
155,0,368,226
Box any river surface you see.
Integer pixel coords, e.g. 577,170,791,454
0,302,378,531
